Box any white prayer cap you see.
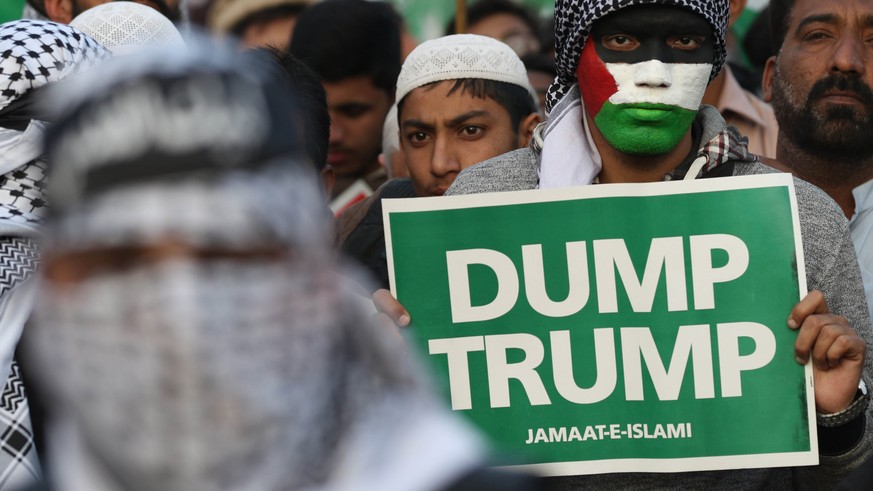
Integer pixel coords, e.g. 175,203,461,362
70,1,185,56
395,34,536,106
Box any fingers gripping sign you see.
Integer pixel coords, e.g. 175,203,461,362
373,288,411,328
788,291,867,414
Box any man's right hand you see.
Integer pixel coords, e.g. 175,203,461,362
373,288,410,327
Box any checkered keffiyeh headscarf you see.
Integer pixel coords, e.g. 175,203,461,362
31,39,484,490
0,20,105,491
0,20,107,114
547,0,729,113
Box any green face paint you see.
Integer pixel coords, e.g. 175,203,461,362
594,101,697,155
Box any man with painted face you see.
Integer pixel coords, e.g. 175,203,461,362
375,0,873,487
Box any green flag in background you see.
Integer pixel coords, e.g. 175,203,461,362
0,0,25,23
384,173,817,476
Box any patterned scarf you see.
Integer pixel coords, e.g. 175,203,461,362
547,0,729,114
30,39,484,490
0,20,106,491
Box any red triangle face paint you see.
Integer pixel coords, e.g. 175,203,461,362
577,41,617,119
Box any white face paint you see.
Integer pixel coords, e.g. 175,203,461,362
606,61,712,110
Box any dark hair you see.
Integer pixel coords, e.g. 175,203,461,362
445,0,540,37
521,53,556,77
742,6,775,79
270,49,330,173
290,0,401,94
229,5,308,37
768,0,795,51
397,78,536,131
26,0,47,16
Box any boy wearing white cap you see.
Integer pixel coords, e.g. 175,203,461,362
337,34,541,290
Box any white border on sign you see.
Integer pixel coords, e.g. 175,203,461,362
382,172,817,475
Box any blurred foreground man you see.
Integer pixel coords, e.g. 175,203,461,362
377,0,873,488
763,0,873,324
24,39,545,491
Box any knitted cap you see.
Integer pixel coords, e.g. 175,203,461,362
208,0,313,33
396,34,536,106
547,0,729,113
70,2,185,56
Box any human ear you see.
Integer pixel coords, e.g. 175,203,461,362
517,112,543,148
320,165,335,200
728,0,748,28
761,56,777,103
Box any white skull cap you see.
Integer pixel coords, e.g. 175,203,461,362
396,34,537,108
70,1,185,56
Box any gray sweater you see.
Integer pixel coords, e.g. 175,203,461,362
445,109,873,490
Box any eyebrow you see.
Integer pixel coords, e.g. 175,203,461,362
447,110,490,127
333,102,373,112
402,110,492,132
795,13,839,32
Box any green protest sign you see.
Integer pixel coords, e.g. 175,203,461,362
384,173,817,475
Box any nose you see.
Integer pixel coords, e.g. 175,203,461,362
430,136,461,178
328,117,344,144
634,60,673,88
831,35,866,76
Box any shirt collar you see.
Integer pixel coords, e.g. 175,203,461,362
716,66,765,127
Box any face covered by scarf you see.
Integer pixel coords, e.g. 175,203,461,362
31,40,482,491
577,4,715,155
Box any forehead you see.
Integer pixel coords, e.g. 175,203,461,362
469,12,533,36
592,4,711,35
400,80,509,117
786,0,873,29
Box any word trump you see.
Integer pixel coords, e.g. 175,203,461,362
429,323,776,410
446,234,748,322
431,234,778,411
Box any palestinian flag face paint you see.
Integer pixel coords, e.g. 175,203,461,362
578,5,715,156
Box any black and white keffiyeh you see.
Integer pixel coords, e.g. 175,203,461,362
0,20,107,127
547,0,729,113
0,20,107,491
30,40,484,491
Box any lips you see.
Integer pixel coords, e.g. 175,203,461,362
429,186,448,197
327,150,347,166
623,105,673,122
820,90,866,104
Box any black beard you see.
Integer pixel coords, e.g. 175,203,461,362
771,72,873,171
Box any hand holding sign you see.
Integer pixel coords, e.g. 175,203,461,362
373,288,411,327
789,291,866,414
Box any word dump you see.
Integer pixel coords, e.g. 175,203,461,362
446,234,748,322
430,234,778,411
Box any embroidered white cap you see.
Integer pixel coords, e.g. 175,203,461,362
395,34,537,107
70,2,185,56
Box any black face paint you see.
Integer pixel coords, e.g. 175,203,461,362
590,5,715,65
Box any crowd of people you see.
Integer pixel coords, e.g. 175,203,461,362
0,0,867,489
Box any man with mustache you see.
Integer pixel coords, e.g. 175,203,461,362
40,0,181,24
763,0,873,322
